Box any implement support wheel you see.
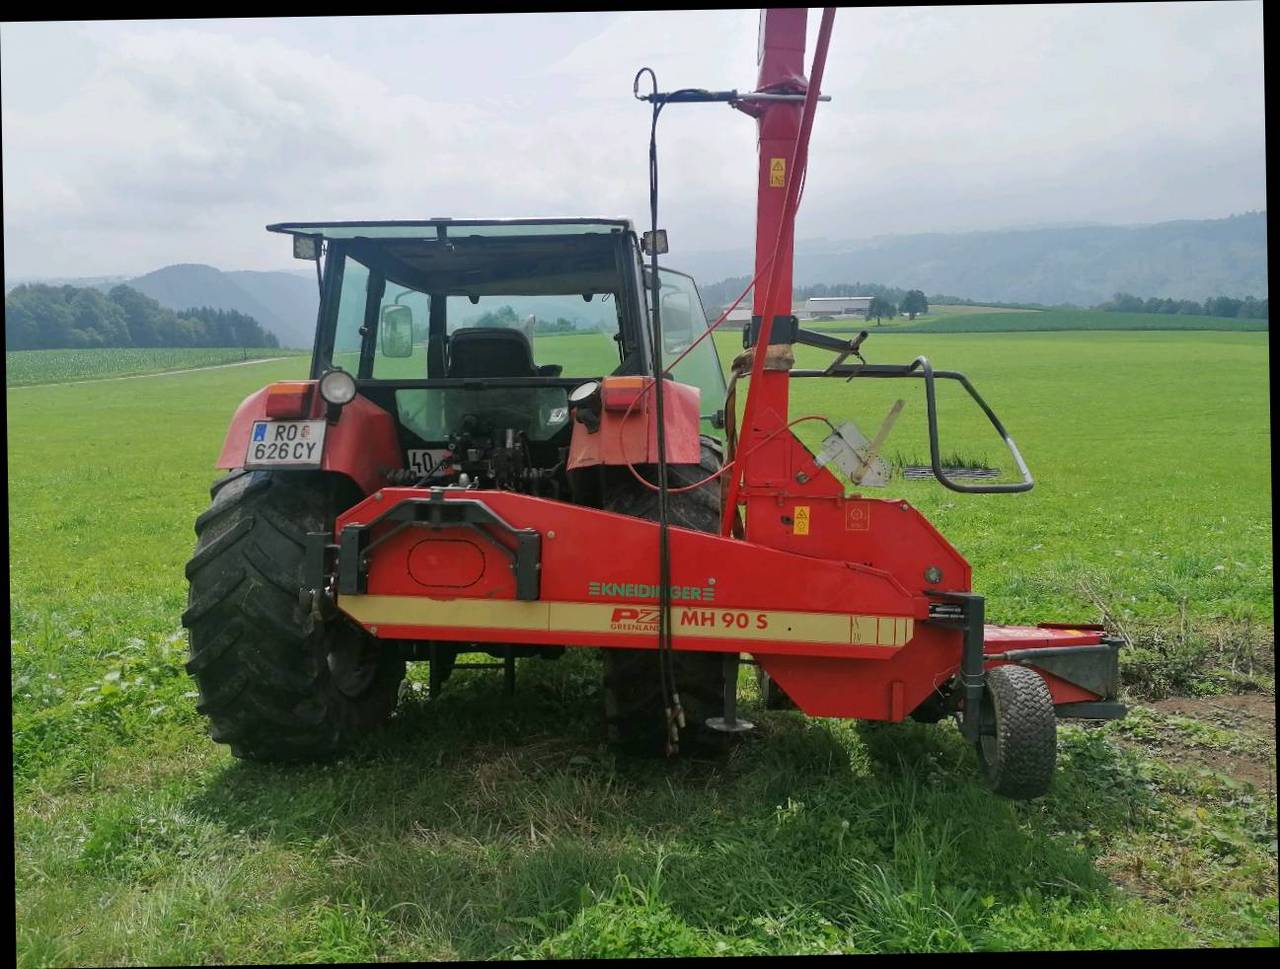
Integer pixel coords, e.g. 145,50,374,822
976,664,1057,800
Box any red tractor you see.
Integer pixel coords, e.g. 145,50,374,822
183,7,1123,799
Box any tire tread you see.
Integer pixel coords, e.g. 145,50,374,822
978,664,1057,800
183,470,404,762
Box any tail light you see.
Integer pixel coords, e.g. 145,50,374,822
264,381,316,419
601,376,653,412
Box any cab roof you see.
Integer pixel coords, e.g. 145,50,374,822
266,218,634,241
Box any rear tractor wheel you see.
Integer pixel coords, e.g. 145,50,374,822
600,437,728,757
975,664,1057,800
182,470,405,762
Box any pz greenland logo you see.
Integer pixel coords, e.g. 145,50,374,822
609,607,661,632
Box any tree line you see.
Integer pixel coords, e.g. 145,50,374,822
700,277,916,311
701,274,1269,324
468,304,580,334
1097,292,1268,320
5,283,280,350
700,277,929,322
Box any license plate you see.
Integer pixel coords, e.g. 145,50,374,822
245,420,327,467
407,449,449,475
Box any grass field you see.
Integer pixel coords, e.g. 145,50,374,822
5,347,305,387
929,304,1045,315
804,308,1267,335
9,330,1276,962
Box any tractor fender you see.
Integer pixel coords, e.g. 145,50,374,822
568,378,703,469
216,384,401,495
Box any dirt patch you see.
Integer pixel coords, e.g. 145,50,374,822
1145,694,1276,791
1150,693,1275,729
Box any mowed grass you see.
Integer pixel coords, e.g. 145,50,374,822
5,347,305,387
9,331,1277,963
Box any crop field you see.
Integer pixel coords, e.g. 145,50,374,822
9,330,1276,963
928,304,1045,315
5,347,305,387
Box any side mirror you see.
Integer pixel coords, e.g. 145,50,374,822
642,229,669,255
380,304,414,358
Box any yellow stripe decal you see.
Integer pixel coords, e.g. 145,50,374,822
340,595,912,648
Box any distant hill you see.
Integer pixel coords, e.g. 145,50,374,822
224,270,320,348
676,212,1268,306
8,212,1264,343
125,264,317,348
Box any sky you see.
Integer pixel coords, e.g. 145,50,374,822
0,4,1266,280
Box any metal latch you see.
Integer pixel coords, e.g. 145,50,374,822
812,401,904,487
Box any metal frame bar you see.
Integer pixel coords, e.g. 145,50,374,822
925,590,986,740
789,356,1035,494
268,218,634,236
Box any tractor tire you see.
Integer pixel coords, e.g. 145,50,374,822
756,666,797,710
601,437,727,757
975,664,1057,800
182,469,405,762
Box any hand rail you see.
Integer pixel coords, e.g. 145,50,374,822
789,356,1035,494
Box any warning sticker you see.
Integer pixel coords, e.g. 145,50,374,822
769,157,786,188
793,505,810,535
846,503,870,531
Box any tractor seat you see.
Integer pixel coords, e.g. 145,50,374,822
447,327,538,378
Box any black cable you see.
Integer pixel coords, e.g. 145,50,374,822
634,67,683,751
633,71,722,752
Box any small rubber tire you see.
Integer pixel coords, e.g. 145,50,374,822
183,470,405,762
600,437,727,757
756,666,797,710
975,664,1057,800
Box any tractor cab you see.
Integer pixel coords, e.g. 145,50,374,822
268,219,725,492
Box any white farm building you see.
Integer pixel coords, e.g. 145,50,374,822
719,300,810,325
804,296,875,319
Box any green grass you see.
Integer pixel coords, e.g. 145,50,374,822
9,331,1276,961
897,309,1268,333
801,308,1267,335
930,304,1046,315
718,330,1273,632
5,347,305,387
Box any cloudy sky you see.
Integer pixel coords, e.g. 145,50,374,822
0,4,1266,280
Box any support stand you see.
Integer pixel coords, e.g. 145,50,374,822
706,652,755,734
